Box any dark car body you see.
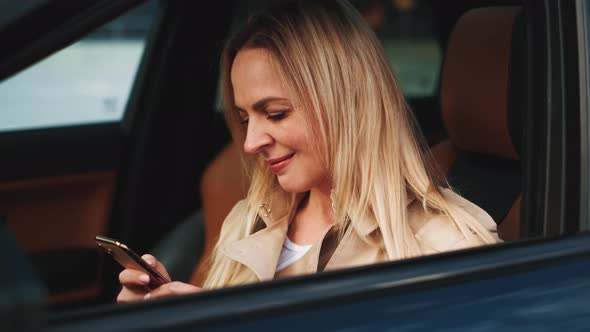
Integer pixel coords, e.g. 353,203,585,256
1,0,589,331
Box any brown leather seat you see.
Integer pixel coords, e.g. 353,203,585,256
190,143,248,286
433,6,524,241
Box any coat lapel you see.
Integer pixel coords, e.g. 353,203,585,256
222,216,288,281
222,191,306,281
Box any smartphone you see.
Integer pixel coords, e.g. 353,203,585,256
95,235,170,289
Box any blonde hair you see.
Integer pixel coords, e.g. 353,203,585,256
204,0,497,288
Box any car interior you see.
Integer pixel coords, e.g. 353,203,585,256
4,0,579,320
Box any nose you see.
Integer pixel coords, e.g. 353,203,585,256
243,117,273,154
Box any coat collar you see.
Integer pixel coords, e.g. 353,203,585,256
257,190,416,236
222,188,304,281
223,189,416,281
257,189,305,228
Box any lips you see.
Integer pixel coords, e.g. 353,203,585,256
267,153,295,173
267,153,294,165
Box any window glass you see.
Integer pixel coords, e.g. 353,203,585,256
362,0,441,97
0,1,157,132
215,0,440,110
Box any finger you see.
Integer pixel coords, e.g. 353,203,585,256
141,254,171,281
119,269,151,287
117,286,149,304
144,282,201,300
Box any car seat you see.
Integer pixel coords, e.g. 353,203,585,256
432,6,525,241
190,143,248,286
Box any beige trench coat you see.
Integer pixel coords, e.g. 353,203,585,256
220,188,500,282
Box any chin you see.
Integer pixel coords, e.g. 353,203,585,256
277,176,312,193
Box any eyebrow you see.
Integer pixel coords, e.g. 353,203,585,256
234,97,290,113
252,97,290,111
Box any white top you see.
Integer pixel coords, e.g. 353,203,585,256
275,237,313,272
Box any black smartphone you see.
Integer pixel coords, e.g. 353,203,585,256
95,235,170,289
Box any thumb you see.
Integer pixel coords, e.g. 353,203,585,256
142,254,171,281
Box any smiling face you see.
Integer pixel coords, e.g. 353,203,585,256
230,48,329,193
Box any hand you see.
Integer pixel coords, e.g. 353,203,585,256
143,281,202,300
117,254,172,303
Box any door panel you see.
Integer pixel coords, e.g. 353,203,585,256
1,172,115,251
0,172,116,305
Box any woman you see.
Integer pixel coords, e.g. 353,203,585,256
117,0,500,303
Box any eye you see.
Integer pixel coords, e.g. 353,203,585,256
237,110,249,126
266,111,287,122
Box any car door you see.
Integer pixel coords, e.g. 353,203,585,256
0,0,158,310
0,0,232,312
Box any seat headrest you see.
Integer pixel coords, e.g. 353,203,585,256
441,6,522,160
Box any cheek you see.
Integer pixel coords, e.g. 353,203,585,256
289,130,325,170
290,136,310,151
276,115,327,173
277,111,316,150
297,146,328,179
277,127,310,151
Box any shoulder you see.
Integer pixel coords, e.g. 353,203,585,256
440,188,497,230
408,188,500,253
223,199,249,224
230,199,249,213
216,199,255,245
215,199,250,237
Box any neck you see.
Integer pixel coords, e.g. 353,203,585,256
305,186,335,226
288,181,335,245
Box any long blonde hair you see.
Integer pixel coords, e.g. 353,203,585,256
204,0,497,288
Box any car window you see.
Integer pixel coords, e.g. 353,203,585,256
214,0,440,110
370,0,441,97
0,1,157,133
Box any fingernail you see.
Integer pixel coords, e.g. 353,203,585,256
139,274,150,284
144,293,151,300
144,257,155,266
